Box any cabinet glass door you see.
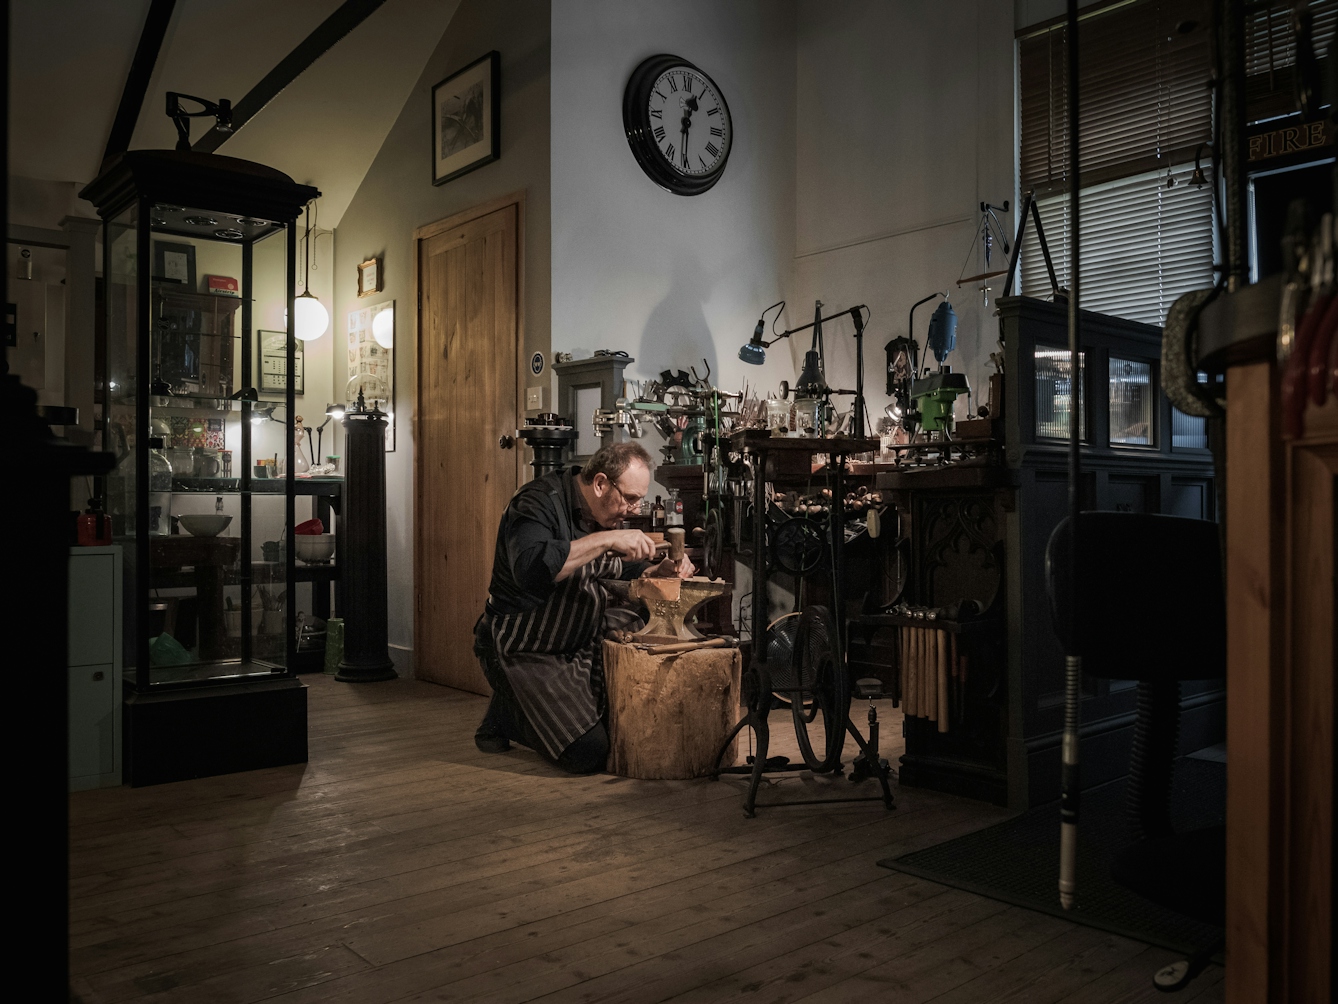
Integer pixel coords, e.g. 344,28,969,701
140,211,291,685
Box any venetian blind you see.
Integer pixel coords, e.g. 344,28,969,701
1019,0,1213,196
1020,165,1216,325
1245,0,1338,121
1018,0,1216,326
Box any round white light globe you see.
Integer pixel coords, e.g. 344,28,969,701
372,307,394,348
294,292,329,341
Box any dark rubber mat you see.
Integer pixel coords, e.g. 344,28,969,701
878,757,1225,955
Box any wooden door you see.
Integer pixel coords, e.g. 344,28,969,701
416,200,521,693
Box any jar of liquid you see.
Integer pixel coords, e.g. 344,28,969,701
652,495,666,528
666,489,684,527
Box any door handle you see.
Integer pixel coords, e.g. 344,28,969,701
498,435,515,450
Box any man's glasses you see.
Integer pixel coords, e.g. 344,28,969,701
609,480,644,511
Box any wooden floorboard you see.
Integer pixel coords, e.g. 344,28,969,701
69,674,1224,1003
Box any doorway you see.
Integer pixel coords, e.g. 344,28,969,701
414,195,523,694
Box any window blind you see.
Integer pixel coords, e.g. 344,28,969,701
1019,0,1213,196
1020,164,1216,326
1245,0,1337,122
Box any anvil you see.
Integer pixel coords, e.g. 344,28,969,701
626,575,732,645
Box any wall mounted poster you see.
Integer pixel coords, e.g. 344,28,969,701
258,329,303,397
346,300,395,450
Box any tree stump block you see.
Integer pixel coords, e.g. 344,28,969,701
603,641,742,779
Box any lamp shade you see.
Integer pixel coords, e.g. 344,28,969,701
739,318,766,364
372,306,394,347
294,291,329,341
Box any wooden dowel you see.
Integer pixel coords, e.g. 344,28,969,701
925,627,937,724
898,627,908,712
904,627,915,718
937,629,949,733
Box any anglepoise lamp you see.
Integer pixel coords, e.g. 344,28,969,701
309,402,345,466
739,299,870,437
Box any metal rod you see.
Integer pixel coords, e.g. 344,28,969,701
1059,0,1082,914
1220,0,1248,292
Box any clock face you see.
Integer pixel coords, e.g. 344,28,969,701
623,54,732,196
646,67,731,179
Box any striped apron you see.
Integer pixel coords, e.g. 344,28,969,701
487,552,625,760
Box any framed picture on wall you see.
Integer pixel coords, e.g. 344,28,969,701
357,257,382,297
152,240,196,289
431,50,500,186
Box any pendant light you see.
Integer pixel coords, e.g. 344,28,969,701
294,202,329,341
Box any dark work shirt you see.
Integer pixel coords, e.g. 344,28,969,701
485,467,646,616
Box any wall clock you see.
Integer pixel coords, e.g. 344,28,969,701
623,54,732,196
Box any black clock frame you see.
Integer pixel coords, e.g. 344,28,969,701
623,54,732,196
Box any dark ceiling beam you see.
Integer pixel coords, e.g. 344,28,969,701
192,0,390,154
101,0,176,169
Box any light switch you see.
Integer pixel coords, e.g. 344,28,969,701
526,385,547,411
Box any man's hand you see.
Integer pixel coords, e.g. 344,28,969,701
604,529,658,563
650,554,696,579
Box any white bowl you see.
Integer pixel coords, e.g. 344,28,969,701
295,533,335,564
178,514,232,537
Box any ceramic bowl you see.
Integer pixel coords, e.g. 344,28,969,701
178,514,232,537
295,533,335,564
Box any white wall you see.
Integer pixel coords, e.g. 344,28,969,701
550,0,799,401
793,0,1016,425
334,0,551,675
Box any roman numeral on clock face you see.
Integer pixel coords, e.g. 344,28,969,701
666,143,675,160
653,125,666,141
710,127,723,137
668,76,677,92
650,108,662,119
706,107,720,116
705,142,720,159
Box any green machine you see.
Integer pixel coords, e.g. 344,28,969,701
911,367,970,433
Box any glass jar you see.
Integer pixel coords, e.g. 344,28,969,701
793,399,820,436
147,437,173,535
765,398,789,435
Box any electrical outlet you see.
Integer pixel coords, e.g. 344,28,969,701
526,385,547,411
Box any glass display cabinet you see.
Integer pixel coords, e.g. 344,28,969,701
82,150,319,786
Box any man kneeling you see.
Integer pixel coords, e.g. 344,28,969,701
473,442,693,773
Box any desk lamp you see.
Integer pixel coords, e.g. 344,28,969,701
739,299,870,436
309,403,345,467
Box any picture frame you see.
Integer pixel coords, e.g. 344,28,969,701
346,301,396,450
431,51,500,186
357,257,382,297
258,329,303,398
152,240,197,289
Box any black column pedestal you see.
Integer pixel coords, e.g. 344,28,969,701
336,397,396,682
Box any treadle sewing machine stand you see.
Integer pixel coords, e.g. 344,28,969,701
711,432,895,816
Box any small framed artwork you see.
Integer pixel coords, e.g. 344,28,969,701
432,50,500,186
357,257,382,297
153,240,196,289
258,329,304,397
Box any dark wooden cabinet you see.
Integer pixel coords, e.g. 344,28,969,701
861,297,1223,809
